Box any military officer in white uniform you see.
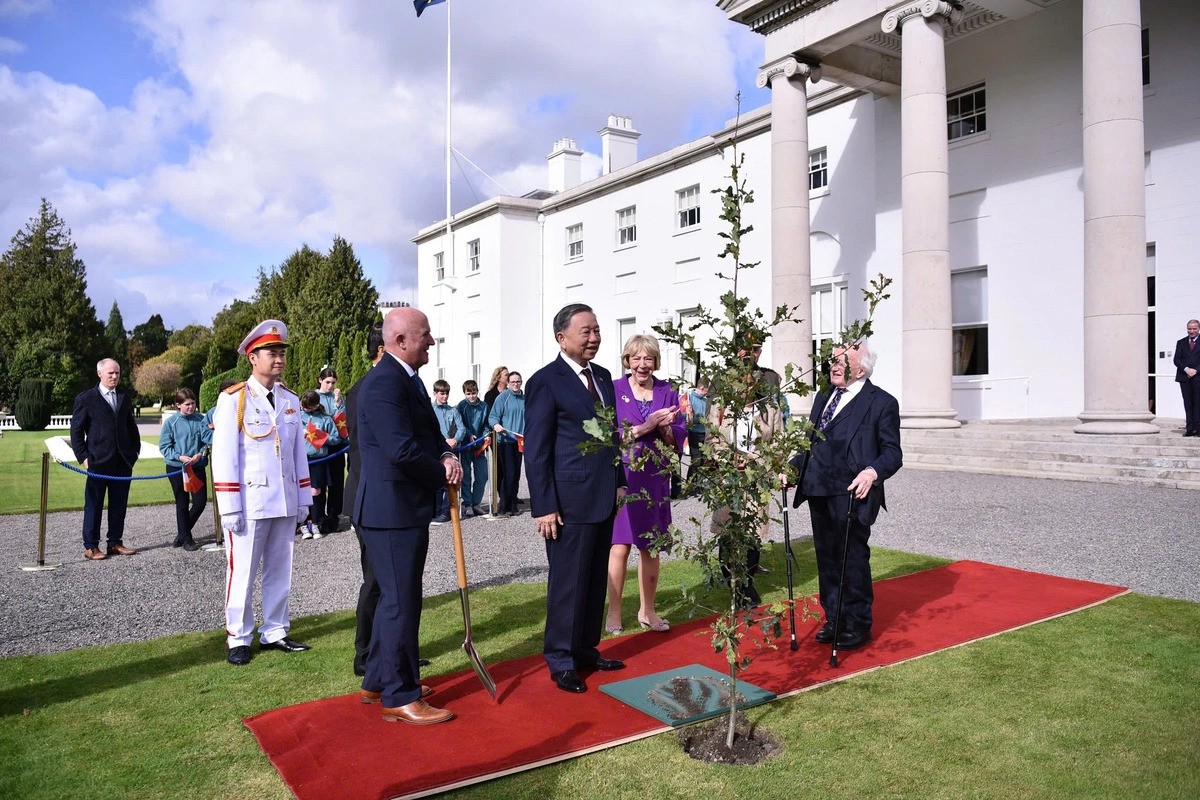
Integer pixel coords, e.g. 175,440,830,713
212,320,313,666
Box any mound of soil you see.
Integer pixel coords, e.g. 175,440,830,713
677,711,783,765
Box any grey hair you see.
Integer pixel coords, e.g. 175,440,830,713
856,340,877,378
553,303,593,336
96,358,118,372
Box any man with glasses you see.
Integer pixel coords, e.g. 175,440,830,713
489,371,526,516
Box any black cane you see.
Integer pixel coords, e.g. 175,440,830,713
830,491,856,668
780,487,799,651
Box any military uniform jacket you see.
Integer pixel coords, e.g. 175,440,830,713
212,377,311,520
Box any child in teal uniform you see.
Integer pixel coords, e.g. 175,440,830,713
158,388,209,551
431,379,465,524
316,367,348,530
300,390,343,539
456,379,489,517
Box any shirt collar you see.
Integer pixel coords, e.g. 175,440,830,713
388,351,417,378
559,352,591,375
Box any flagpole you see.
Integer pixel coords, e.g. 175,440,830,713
444,0,454,278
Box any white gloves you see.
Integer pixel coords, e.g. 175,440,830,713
222,512,245,533
296,508,311,526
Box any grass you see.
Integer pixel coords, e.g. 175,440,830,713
2,546,1197,800
0,431,177,515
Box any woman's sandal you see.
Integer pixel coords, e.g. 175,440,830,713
638,616,670,633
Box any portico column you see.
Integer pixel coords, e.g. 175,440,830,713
1075,0,1158,434
757,56,820,413
883,1,960,429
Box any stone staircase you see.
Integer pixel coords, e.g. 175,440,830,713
901,418,1200,490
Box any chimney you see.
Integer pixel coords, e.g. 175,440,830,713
599,115,640,175
546,137,583,192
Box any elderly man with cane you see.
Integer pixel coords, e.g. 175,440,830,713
788,340,902,654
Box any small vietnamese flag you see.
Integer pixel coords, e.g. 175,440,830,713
183,462,202,494
333,410,349,439
515,433,524,454
414,0,446,17
306,421,330,450
473,434,490,457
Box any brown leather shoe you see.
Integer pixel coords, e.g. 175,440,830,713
361,686,432,704
107,544,137,556
380,699,454,725
83,548,107,560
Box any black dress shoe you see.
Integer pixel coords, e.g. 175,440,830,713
259,636,311,652
551,670,586,693
835,629,871,650
418,658,431,667
814,621,836,644
182,539,200,552
582,656,626,672
353,664,366,677
171,539,184,548
227,645,251,666
751,564,770,575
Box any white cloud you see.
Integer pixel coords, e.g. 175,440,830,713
0,0,52,18
1,0,763,327
0,36,24,55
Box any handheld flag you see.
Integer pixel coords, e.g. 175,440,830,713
414,0,446,17
333,410,349,439
473,434,490,457
305,421,330,450
183,462,202,494
515,432,525,454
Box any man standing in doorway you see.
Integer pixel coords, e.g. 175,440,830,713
1175,318,1200,436
70,358,141,560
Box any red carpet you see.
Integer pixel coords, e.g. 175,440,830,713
245,561,1125,800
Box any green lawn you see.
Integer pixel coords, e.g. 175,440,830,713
2,546,1197,800
0,430,177,515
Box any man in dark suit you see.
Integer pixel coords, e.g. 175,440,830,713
70,358,141,560
790,341,902,650
353,307,461,724
525,303,627,694
346,322,383,677
1174,319,1200,436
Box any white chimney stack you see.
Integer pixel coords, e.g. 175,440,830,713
599,115,640,175
546,137,583,192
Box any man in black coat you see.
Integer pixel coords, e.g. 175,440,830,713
1174,319,1200,436
70,358,141,560
790,341,902,650
353,307,461,724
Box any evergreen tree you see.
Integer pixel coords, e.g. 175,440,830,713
334,331,352,387
351,329,368,385
253,245,320,326
131,314,170,360
0,199,106,410
104,300,131,391
204,300,260,380
289,236,379,349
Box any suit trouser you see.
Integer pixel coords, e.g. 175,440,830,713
361,524,429,708
166,464,206,543
353,525,380,674
81,460,133,549
1181,378,1200,432
543,516,612,673
808,494,874,631
497,442,523,512
225,516,295,648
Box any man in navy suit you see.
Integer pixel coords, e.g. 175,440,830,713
1174,319,1200,436
70,358,141,560
525,303,627,693
790,341,902,650
353,307,462,724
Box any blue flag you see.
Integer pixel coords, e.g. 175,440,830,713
414,0,446,17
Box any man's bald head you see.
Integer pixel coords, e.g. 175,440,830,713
383,307,435,370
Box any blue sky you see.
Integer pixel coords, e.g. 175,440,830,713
0,0,766,330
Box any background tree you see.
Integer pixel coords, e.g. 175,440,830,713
0,199,105,411
289,236,379,348
350,329,369,385
130,314,170,361
133,361,181,409
167,324,213,393
334,331,353,389
203,300,260,380
104,300,131,392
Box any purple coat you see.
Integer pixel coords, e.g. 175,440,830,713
611,375,687,550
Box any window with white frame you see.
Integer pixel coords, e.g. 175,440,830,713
616,206,636,246
676,185,701,230
467,239,480,273
809,148,828,192
616,318,637,373
951,267,988,376
811,282,847,387
434,251,444,282
947,84,986,142
1142,28,1150,86
468,332,481,384
435,337,446,380
566,224,583,261
678,308,701,382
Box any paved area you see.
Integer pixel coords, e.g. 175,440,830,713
1,469,1195,658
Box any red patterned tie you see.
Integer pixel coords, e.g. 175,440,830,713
581,367,601,403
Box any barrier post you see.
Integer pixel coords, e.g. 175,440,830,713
487,434,500,520
20,451,61,572
204,473,224,552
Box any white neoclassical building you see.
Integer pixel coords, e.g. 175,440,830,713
414,0,1199,431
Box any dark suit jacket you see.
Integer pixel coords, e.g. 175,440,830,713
790,379,902,526
525,354,624,524
1174,336,1200,382
352,355,448,529
70,386,140,467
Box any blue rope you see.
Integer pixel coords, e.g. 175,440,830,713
453,434,490,453
55,456,209,481
307,445,349,465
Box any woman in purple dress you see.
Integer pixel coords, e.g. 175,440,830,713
606,334,687,634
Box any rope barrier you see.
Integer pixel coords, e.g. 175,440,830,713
54,456,209,481
453,434,490,453
307,445,349,465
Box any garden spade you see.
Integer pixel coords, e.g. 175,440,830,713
448,484,498,701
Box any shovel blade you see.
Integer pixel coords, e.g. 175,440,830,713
463,640,498,700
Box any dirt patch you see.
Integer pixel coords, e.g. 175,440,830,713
678,710,783,765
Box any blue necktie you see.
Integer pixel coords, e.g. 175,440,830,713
819,388,846,431
412,373,428,399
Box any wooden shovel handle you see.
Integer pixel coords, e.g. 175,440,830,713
448,484,468,589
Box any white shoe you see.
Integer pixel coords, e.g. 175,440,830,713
312,531,324,539
301,531,314,540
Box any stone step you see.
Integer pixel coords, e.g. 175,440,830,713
904,452,1200,488
901,427,1194,446
901,439,1200,465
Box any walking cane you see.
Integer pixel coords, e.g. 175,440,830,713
780,486,798,651
448,483,498,700
830,491,856,668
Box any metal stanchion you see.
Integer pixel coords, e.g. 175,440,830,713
20,452,61,571
203,472,225,552
486,433,501,520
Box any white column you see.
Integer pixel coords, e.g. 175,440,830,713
1075,0,1157,434
757,56,820,413
883,1,960,429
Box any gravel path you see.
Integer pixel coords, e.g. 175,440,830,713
1,469,1195,658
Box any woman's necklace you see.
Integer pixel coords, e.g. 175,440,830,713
631,378,654,401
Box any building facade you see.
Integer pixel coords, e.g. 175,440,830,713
414,0,1199,427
